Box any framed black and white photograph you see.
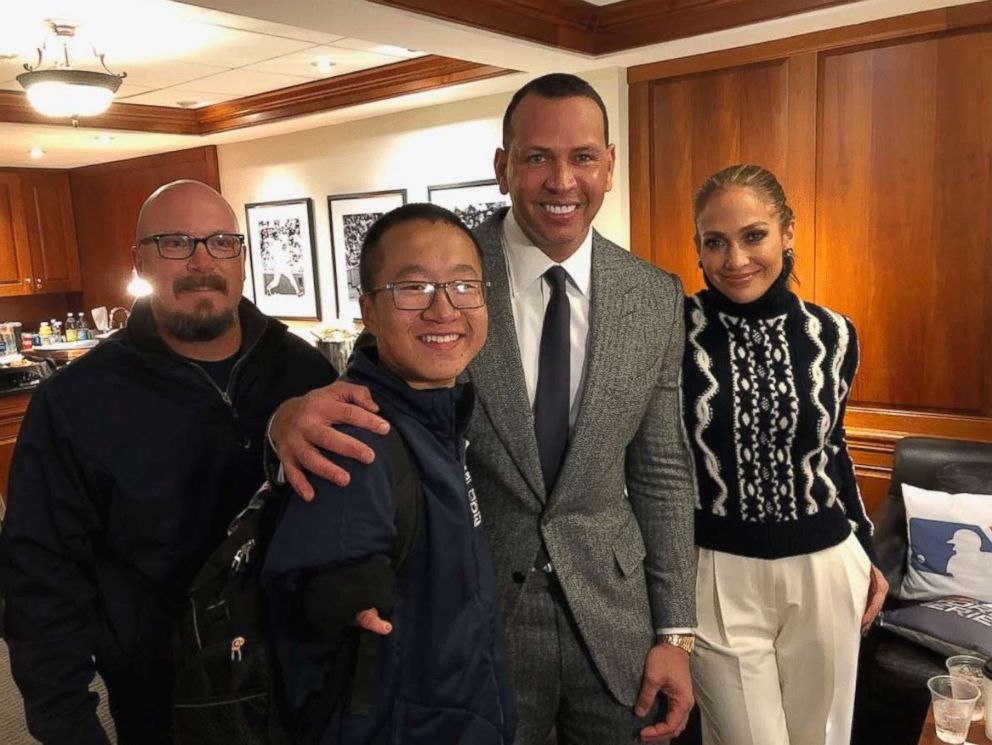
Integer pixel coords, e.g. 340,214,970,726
428,179,508,230
245,198,320,320
328,189,407,319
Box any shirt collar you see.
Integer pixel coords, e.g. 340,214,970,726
502,207,593,298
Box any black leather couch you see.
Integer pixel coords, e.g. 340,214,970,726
852,436,992,745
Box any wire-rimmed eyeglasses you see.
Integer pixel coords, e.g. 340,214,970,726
138,233,245,260
368,280,489,310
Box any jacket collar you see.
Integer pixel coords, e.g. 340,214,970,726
346,345,474,444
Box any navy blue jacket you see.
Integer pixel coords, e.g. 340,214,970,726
263,347,515,745
0,299,335,745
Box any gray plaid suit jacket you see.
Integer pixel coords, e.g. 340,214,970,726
466,209,697,705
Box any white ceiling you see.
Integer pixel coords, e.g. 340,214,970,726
0,1,424,109
0,0,981,168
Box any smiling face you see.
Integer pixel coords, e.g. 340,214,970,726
695,186,794,304
133,181,245,349
494,93,615,262
359,219,488,389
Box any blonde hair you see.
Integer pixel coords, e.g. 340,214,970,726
692,165,794,248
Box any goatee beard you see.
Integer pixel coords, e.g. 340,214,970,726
162,306,237,342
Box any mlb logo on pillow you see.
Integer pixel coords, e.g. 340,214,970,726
900,484,992,601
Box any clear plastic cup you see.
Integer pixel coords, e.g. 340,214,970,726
929,674,981,743
946,654,986,721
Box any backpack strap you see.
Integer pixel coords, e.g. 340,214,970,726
385,425,423,574
299,424,424,742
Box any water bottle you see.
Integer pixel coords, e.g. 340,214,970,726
65,313,77,343
77,312,90,341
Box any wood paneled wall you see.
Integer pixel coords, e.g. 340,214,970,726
69,146,221,314
628,3,992,517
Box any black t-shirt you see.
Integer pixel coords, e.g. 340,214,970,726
190,348,241,392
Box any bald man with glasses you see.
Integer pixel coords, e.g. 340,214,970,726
0,180,338,745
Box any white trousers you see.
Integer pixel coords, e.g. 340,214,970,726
692,534,871,745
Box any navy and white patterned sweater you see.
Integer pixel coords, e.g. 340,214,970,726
682,280,878,563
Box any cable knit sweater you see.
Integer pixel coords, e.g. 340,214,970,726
682,273,878,564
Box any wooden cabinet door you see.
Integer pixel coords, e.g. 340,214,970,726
0,392,31,507
20,171,82,294
0,173,34,297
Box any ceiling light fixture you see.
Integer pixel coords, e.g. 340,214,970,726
94,134,114,144
29,148,45,159
16,22,127,125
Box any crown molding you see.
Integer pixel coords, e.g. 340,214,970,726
368,0,858,54
372,0,598,53
0,93,200,135
196,55,511,134
0,55,513,136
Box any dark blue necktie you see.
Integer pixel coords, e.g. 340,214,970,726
533,266,570,571
534,266,571,489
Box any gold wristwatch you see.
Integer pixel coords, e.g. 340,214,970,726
659,633,696,655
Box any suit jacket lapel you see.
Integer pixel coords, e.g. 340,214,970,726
469,211,547,504
550,232,628,506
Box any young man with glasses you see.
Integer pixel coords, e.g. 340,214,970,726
263,203,515,744
0,180,338,745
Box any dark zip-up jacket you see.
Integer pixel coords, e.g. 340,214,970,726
263,347,516,745
0,298,335,745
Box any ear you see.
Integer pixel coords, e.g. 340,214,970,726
359,293,379,337
494,148,509,195
783,220,796,248
132,246,145,276
604,143,616,193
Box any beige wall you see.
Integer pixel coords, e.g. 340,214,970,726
218,67,629,323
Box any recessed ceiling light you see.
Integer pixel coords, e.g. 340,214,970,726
94,135,114,144
311,58,335,73
29,148,45,159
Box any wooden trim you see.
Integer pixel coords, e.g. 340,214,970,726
627,80,652,263
195,55,512,135
0,56,513,136
785,52,818,297
847,406,992,445
596,0,853,54
367,0,598,53
68,145,219,177
0,91,200,135
369,0,857,54
627,0,992,83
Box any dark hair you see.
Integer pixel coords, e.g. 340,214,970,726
359,203,484,292
502,73,609,149
693,164,795,246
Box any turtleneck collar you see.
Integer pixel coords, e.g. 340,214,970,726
344,344,474,444
698,255,799,319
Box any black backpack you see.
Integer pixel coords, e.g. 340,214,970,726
171,428,423,745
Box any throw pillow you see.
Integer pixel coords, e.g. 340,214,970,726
899,483,992,602
880,596,992,658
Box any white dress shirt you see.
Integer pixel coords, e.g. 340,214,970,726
501,209,591,430
500,210,693,639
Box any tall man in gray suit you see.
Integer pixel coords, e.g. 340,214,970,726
271,74,697,744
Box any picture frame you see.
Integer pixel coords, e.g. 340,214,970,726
327,189,408,320
427,179,508,230
244,198,320,320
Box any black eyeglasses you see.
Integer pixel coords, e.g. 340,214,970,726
368,280,489,310
138,233,245,260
